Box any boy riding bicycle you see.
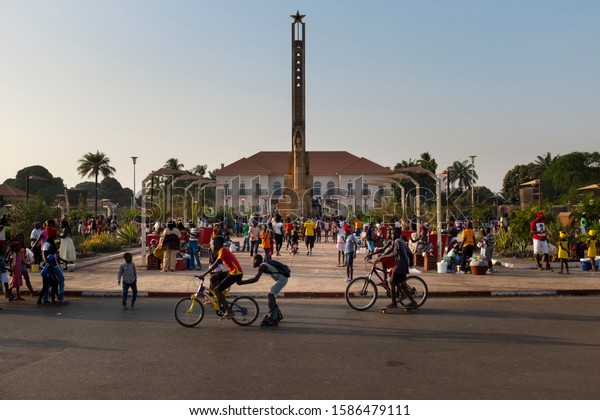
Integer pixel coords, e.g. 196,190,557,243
374,227,414,308
196,236,243,319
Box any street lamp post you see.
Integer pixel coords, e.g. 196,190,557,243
131,156,138,208
468,155,477,206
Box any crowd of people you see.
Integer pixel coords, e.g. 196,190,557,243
0,217,76,310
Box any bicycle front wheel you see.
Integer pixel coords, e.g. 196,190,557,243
345,277,378,311
174,296,205,327
399,276,428,309
230,296,259,326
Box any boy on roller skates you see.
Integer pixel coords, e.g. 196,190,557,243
238,254,290,327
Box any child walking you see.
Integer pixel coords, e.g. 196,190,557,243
118,252,138,310
38,254,59,305
557,231,570,275
9,241,25,301
586,229,597,273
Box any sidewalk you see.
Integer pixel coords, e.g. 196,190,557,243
62,241,600,299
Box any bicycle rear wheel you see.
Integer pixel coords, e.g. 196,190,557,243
230,296,259,326
345,277,378,311
174,296,205,327
399,275,428,309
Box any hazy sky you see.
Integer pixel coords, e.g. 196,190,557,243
1,0,598,194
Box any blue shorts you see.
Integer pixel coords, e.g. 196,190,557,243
344,252,355,267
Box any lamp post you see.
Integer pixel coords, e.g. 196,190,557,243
468,155,476,206
131,156,138,208
395,167,446,262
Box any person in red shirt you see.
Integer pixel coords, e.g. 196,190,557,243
530,212,552,271
198,236,243,319
284,218,294,250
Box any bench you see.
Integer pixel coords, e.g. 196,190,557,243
414,253,437,271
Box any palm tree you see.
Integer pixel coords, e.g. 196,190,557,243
394,159,416,170
77,151,116,214
417,152,438,174
164,158,184,171
531,152,558,178
189,164,207,177
448,160,478,191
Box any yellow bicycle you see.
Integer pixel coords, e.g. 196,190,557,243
173,275,259,327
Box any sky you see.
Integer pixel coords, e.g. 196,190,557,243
1,0,599,194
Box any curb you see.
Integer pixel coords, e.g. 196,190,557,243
66,289,600,299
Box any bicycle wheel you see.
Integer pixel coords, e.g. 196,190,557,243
399,275,428,309
174,296,205,327
345,277,378,311
230,296,259,326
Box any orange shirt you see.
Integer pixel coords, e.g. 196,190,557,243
260,230,272,249
217,247,243,275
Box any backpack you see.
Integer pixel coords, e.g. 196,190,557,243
265,260,291,278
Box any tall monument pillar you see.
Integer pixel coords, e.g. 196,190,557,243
286,10,312,217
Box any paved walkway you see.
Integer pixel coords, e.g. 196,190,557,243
57,241,600,298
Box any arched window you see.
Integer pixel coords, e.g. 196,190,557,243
313,181,322,196
325,181,335,197
273,181,282,197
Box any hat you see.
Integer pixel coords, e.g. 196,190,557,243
559,231,568,239
343,225,352,232
536,212,544,219
589,230,597,237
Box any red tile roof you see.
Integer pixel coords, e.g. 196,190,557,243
216,151,391,176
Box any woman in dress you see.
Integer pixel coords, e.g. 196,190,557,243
59,219,77,270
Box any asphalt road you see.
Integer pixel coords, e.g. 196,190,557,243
2,296,599,400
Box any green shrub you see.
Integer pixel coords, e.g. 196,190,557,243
117,222,140,245
78,233,122,254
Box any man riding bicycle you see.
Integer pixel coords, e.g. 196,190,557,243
197,236,243,319
374,227,414,308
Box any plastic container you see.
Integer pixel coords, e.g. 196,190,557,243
437,261,447,274
580,258,592,271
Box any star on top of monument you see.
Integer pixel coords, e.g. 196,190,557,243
291,10,305,23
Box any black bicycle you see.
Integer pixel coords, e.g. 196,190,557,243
345,262,428,311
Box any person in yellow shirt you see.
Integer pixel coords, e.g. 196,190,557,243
557,231,570,274
586,229,597,273
303,217,317,255
460,222,476,273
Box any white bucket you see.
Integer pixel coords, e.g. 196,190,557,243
437,261,447,274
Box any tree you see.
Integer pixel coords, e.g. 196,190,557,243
189,164,207,177
416,152,438,174
77,151,116,214
394,159,416,170
501,163,536,204
8,197,55,237
542,152,600,203
448,160,478,191
164,158,184,170
6,165,65,204
531,152,558,179
99,177,133,207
